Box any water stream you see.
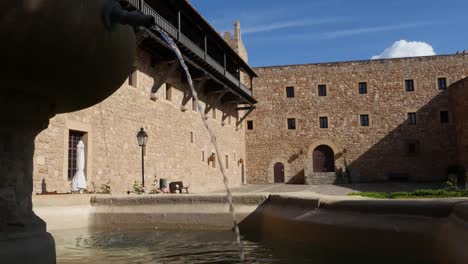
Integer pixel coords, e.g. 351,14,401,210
141,27,245,262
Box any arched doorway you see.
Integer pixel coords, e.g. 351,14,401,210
274,162,285,183
313,145,335,172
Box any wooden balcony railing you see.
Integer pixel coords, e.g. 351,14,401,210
127,0,253,98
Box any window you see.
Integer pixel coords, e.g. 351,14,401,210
225,155,229,169
212,108,217,119
286,86,295,98
440,111,449,123
192,98,197,111
405,79,415,92
360,115,370,127
407,141,420,155
287,118,296,130
247,120,254,130
128,70,138,87
318,85,327,96
211,153,216,168
438,78,447,90
407,113,417,125
319,116,328,128
68,130,85,180
359,82,368,94
190,132,194,143
165,83,172,101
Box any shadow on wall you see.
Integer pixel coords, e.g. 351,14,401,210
347,89,457,183
287,169,305,184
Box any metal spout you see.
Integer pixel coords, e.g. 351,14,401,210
104,0,155,30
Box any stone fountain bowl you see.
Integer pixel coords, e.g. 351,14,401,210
0,0,136,114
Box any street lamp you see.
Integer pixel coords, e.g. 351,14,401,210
137,127,148,187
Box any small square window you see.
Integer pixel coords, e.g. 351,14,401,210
359,82,368,94
360,115,369,127
318,85,327,96
438,78,447,90
247,120,254,130
440,111,449,123
165,83,172,101
407,113,417,125
405,79,415,92
287,118,296,130
319,116,328,128
286,86,295,98
407,141,420,155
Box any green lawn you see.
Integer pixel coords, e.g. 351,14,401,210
349,189,468,199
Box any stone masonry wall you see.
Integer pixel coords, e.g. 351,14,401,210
33,48,246,194
247,54,468,184
449,78,468,170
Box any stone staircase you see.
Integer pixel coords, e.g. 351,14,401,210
306,172,348,185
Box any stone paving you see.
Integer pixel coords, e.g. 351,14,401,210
224,182,446,196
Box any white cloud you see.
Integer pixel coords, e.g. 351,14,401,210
322,22,431,39
243,18,340,34
371,40,436,60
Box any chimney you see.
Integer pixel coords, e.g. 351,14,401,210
234,21,241,41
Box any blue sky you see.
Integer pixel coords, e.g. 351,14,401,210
189,0,467,67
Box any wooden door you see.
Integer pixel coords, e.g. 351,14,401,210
274,162,285,183
313,145,334,172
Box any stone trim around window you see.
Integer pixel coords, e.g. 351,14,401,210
62,120,93,183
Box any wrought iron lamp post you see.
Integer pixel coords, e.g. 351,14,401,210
137,127,148,187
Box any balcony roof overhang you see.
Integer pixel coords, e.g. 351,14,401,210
123,0,257,105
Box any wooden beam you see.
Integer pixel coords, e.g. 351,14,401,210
204,90,228,115
181,75,209,112
236,106,256,127
150,61,179,100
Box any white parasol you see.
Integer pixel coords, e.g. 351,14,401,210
71,140,87,192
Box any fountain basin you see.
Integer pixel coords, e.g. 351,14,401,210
34,193,468,263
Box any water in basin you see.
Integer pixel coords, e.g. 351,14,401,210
52,228,432,264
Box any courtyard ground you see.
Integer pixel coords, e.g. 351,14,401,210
223,182,446,196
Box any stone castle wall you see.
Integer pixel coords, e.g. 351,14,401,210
33,48,247,194
247,54,468,184
449,77,468,171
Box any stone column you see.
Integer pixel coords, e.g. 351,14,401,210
0,95,56,264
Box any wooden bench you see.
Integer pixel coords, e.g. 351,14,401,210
169,181,190,194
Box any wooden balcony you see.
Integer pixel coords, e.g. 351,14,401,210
127,0,256,105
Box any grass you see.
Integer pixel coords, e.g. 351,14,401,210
349,188,468,199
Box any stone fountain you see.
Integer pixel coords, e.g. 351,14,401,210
0,1,153,263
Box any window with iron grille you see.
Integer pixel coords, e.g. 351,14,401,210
440,111,449,123
407,113,417,125
359,82,368,94
319,116,328,128
318,85,327,96
438,78,447,90
405,79,415,92
68,130,85,180
286,86,295,98
247,120,254,130
287,118,296,130
360,115,369,127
